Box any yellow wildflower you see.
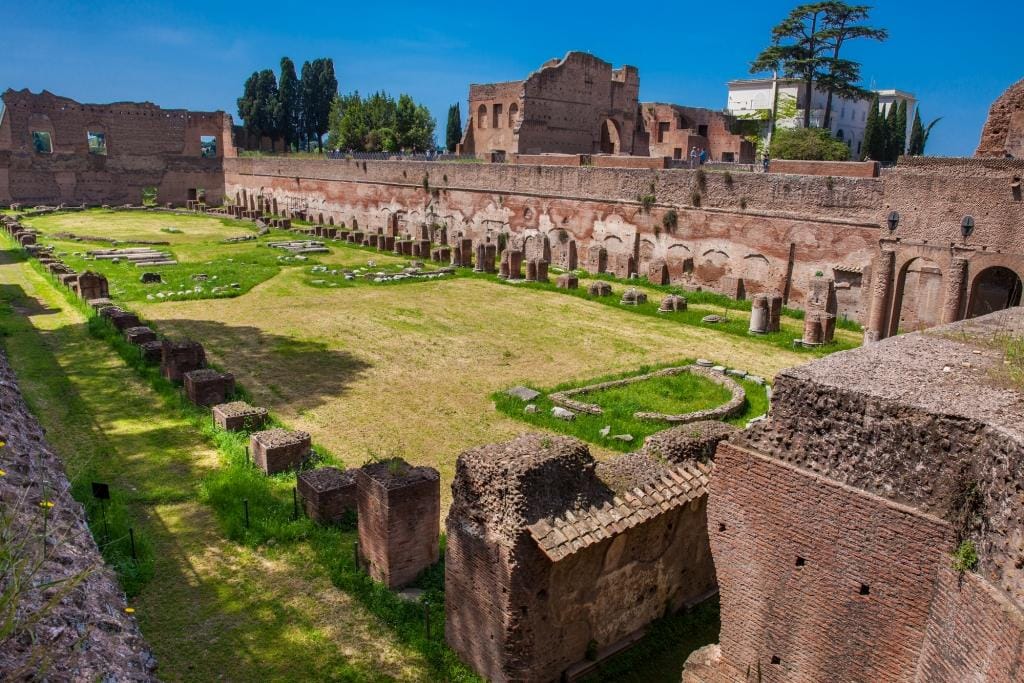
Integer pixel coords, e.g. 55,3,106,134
0,469,5,477
39,500,54,509
124,607,135,614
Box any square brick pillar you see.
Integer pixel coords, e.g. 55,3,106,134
160,340,206,382
297,467,357,524
250,428,311,474
356,460,440,588
212,401,268,431
184,369,235,406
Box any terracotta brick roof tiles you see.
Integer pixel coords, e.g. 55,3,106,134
528,460,711,562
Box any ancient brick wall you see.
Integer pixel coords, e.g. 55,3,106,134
914,566,1024,681
976,77,1024,158
446,433,717,682
0,349,156,678
643,104,754,163
770,159,880,178
709,441,952,682
464,81,523,155
225,157,882,316
0,89,232,205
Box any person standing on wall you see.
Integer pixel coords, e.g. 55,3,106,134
689,146,698,169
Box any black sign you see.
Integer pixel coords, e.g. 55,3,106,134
91,482,110,500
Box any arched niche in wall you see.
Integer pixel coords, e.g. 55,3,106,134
967,266,1023,319
890,257,945,335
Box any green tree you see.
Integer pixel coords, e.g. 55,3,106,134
752,2,886,130
907,108,941,156
236,71,261,143
278,57,301,151
893,99,908,158
770,126,852,160
861,93,883,160
300,58,337,151
819,4,887,130
883,99,899,162
237,70,280,151
445,103,463,152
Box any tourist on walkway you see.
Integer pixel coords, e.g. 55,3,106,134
689,147,698,169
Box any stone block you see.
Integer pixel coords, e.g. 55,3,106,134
297,467,357,524
123,326,156,345
356,460,440,589
139,340,163,363
556,273,579,289
75,271,109,301
251,428,311,475
212,401,269,432
108,310,141,331
183,368,235,407
160,340,206,382
588,281,612,297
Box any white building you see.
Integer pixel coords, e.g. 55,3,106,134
726,77,916,160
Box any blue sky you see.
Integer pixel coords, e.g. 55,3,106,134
2,1,1020,157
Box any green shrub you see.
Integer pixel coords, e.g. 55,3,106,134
770,127,852,162
952,540,979,573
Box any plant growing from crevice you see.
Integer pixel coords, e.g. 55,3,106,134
421,173,430,192
723,171,733,187
952,540,979,573
662,209,678,233
739,197,747,210
690,191,702,207
825,175,835,191
695,168,707,192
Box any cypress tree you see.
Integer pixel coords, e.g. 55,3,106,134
445,103,463,153
883,100,899,162
278,57,301,151
908,108,925,155
861,94,882,160
893,100,908,158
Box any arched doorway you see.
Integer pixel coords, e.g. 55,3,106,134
599,119,621,154
890,257,944,335
968,266,1023,318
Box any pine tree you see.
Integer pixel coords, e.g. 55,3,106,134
445,103,463,153
861,94,882,160
883,100,899,162
893,100,908,158
278,57,301,151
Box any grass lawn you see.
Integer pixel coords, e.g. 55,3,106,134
494,363,769,451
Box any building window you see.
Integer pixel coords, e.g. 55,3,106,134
31,131,53,154
87,131,107,155
200,135,217,158
492,103,503,129
697,124,708,137
657,121,670,143
477,104,487,129
508,103,518,128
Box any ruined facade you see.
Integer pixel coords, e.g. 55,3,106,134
976,77,1024,158
686,308,1024,682
641,103,755,163
0,89,234,205
458,52,644,157
446,425,734,682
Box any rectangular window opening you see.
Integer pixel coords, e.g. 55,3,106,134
795,556,806,567
200,135,217,158
859,583,870,595
87,131,107,155
32,131,53,154
697,124,709,137
771,656,781,665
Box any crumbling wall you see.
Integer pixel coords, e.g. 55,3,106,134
976,77,1024,158
446,431,723,682
0,349,156,679
0,89,232,205
225,157,882,316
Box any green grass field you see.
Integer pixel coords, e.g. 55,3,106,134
2,209,865,681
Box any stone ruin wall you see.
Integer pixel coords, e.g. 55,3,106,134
0,89,233,206
463,81,524,155
696,310,1024,682
976,77,1024,159
0,349,156,679
225,157,883,318
445,431,726,682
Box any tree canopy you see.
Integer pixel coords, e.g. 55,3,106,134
326,91,436,152
770,126,852,161
237,56,336,151
751,2,886,129
445,103,463,153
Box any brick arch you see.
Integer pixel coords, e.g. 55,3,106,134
965,257,1024,318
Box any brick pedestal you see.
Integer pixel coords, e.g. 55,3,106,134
123,326,156,345
251,428,311,474
108,310,141,331
183,369,235,407
139,341,163,363
556,274,579,289
212,401,269,432
160,340,206,382
297,467,357,524
356,460,440,588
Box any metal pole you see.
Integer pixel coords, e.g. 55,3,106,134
292,487,298,520
243,499,250,528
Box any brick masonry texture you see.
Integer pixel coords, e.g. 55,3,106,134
0,349,156,679
976,77,1024,158
769,158,880,178
297,467,356,524
356,461,440,588
0,89,233,205
694,308,1024,683
445,433,723,682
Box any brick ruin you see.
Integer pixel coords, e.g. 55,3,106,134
458,52,643,157
976,77,1024,159
0,349,156,679
641,103,755,163
445,424,735,681
0,89,234,205
684,307,1024,682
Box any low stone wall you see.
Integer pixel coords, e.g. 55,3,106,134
0,349,156,679
770,159,880,178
